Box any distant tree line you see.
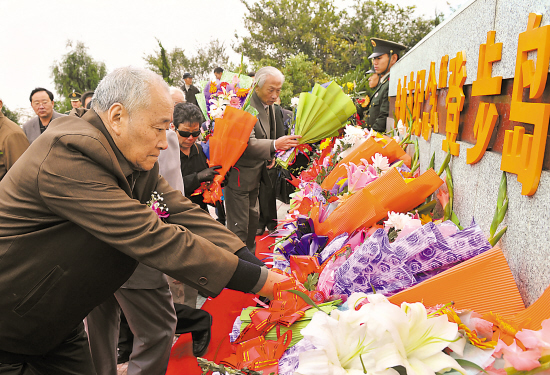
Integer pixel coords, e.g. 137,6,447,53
36,0,443,118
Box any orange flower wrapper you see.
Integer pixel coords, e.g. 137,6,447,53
320,137,411,190
201,106,257,203
312,168,443,241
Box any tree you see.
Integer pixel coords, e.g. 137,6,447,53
235,0,442,77
278,53,329,107
51,40,107,113
1,105,21,125
144,39,229,86
234,0,341,74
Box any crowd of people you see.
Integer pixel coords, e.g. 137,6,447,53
0,37,405,375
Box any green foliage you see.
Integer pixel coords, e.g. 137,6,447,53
1,105,21,125
278,53,329,107
235,0,443,77
144,39,229,85
235,0,341,74
50,40,107,113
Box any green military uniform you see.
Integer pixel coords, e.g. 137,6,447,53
365,38,407,133
65,91,82,114
365,73,390,133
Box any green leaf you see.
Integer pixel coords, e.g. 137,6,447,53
455,358,488,373
438,144,452,176
412,199,437,215
285,289,326,313
489,226,507,247
450,211,463,230
497,171,508,208
304,273,320,291
428,152,436,170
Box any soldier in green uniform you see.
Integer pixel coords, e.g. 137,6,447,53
65,91,82,114
365,38,406,133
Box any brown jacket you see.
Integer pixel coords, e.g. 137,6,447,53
0,111,29,180
0,109,251,355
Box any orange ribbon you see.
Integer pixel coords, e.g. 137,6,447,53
234,278,325,344
220,330,292,374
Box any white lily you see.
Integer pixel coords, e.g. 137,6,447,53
296,294,466,375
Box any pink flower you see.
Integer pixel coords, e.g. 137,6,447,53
483,364,507,375
436,178,449,209
229,96,241,108
516,319,550,356
343,162,378,193
501,340,542,371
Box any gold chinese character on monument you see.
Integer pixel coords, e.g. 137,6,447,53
439,55,449,88
472,31,503,96
395,78,403,123
443,51,467,156
407,71,415,127
413,70,426,137
422,62,438,140
501,13,550,196
467,30,503,164
466,103,499,164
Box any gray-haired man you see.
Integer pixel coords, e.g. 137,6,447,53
0,67,287,374
224,66,301,252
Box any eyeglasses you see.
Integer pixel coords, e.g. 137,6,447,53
176,129,201,138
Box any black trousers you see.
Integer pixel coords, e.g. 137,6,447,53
0,323,95,375
174,303,212,334
258,167,278,231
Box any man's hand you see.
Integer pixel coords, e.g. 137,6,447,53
266,159,276,169
257,270,290,300
197,165,222,182
275,135,301,151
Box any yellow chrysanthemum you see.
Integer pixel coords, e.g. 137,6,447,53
209,82,217,94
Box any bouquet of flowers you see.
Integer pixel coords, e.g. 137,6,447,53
276,81,357,168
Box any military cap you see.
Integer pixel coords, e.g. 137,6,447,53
368,38,407,59
183,73,194,79
69,91,81,102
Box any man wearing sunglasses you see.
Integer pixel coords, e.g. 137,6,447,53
175,102,222,212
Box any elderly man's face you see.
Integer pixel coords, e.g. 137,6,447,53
116,83,173,171
255,75,283,106
184,77,193,86
171,91,185,104
31,91,54,120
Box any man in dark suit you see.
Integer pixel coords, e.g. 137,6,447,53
22,87,65,144
225,67,301,252
0,67,286,374
181,72,200,107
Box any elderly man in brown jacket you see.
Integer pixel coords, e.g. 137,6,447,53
0,98,29,180
0,67,286,374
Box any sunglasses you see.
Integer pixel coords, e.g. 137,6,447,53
176,129,201,138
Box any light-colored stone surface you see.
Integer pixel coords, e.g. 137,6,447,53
419,134,550,307
389,0,550,96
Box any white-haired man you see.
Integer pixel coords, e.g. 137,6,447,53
169,86,186,104
225,66,300,252
0,67,287,374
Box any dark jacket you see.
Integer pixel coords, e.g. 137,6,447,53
0,109,258,355
181,84,200,106
365,73,390,133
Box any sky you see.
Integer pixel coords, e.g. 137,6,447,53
0,0,464,116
